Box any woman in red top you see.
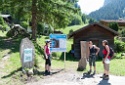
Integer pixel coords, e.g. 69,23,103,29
44,40,51,75
101,40,110,80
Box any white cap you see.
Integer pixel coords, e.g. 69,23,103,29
45,39,51,43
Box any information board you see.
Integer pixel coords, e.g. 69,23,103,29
24,48,33,62
50,34,67,52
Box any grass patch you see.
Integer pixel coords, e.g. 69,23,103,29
55,24,87,34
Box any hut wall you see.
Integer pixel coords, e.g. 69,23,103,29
73,26,115,59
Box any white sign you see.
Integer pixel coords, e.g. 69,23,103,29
24,48,32,63
50,34,67,52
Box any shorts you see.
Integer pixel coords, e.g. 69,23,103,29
45,55,51,66
89,55,96,66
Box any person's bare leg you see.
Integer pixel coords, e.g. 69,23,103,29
45,65,47,70
100,60,106,78
88,66,92,74
103,64,109,80
94,66,96,72
92,66,96,75
48,66,51,72
105,64,109,75
90,66,92,71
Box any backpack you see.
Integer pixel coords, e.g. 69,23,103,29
109,47,114,58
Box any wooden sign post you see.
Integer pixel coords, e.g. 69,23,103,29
77,41,89,71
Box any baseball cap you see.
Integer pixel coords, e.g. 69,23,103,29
45,39,51,43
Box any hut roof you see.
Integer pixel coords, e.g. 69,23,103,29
68,23,118,38
100,19,125,23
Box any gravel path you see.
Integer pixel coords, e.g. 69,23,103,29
26,69,125,85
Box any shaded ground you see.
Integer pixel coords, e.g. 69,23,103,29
26,69,125,85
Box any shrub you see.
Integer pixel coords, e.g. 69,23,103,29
0,16,4,25
69,15,82,26
37,23,44,35
20,21,29,29
0,16,10,31
69,29,73,34
109,22,119,31
114,37,125,52
37,23,54,36
89,18,96,24
121,30,125,37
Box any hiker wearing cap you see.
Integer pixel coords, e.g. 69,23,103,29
87,40,100,75
101,40,111,80
44,40,51,75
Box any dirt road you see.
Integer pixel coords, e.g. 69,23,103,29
26,69,125,85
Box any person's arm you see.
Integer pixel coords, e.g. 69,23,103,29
105,45,110,59
93,45,100,55
44,46,48,59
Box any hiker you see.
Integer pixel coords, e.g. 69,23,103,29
44,40,51,75
101,40,111,80
87,41,100,75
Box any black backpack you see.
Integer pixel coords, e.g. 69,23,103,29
109,47,114,58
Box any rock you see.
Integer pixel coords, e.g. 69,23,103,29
6,24,30,37
27,69,33,75
20,38,35,69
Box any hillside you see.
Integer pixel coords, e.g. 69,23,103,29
89,0,125,20
103,0,112,6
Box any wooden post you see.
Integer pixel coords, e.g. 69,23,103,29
77,41,89,71
64,52,66,69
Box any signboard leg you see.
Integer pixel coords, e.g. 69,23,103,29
64,52,66,69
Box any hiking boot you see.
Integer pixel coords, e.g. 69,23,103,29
47,71,51,75
93,71,96,75
45,70,48,75
103,75,109,80
100,73,106,78
87,70,91,75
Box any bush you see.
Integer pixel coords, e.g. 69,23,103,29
69,15,82,26
0,16,4,25
37,23,54,36
114,37,125,52
37,23,44,35
121,30,125,37
6,29,14,37
89,18,96,24
109,22,119,31
0,16,10,31
69,29,73,34
20,21,29,29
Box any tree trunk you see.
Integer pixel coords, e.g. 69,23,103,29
31,0,37,41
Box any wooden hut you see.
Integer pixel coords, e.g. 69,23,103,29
68,23,118,59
